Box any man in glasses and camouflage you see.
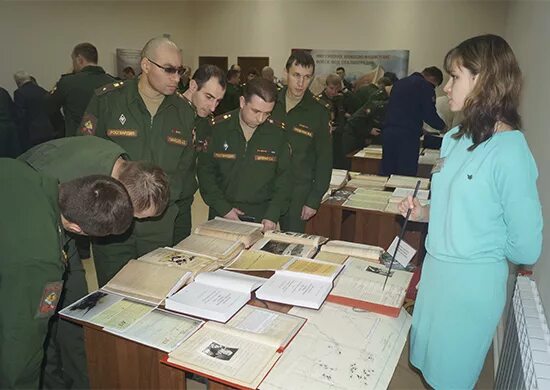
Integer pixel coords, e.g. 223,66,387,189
78,36,197,288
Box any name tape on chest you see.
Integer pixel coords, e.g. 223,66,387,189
166,135,188,146
107,129,138,138
213,152,237,160
292,126,314,138
254,155,278,162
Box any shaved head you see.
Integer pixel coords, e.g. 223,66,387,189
141,37,180,61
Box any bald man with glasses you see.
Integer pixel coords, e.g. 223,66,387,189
78,36,197,288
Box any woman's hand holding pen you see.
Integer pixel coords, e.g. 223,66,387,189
398,195,429,223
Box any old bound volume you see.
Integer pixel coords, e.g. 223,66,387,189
138,247,220,279
250,230,327,258
194,217,263,248
101,260,192,305
327,258,413,317
166,305,306,389
318,240,384,263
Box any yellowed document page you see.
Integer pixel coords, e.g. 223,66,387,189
102,260,190,305
174,234,244,260
90,299,154,331
226,250,292,271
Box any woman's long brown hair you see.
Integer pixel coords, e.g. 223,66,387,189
444,34,522,150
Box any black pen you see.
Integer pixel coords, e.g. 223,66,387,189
383,179,421,290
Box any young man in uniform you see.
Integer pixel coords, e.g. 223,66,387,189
78,36,197,288
49,42,115,137
0,159,134,389
198,78,290,231
271,50,332,233
18,136,170,389
380,66,446,176
182,64,227,122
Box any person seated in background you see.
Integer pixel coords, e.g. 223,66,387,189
13,71,63,151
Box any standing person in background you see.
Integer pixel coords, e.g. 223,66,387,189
336,66,353,91
215,69,240,115
49,42,115,137
399,34,543,389
380,66,446,176
0,86,20,157
271,50,331,233
13,71,61,150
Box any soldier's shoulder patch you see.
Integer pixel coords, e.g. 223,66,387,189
313,94,331,110
266,118,286,129
80,113,97,135
95,81,125,96
210,113,231,126
35,281,63,319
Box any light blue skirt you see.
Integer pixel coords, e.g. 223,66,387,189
410,254,508,389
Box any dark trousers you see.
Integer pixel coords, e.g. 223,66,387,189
42,238,89,389
93,201,191,287
380,127,421,177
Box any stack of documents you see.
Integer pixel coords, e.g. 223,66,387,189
384,187,430,214
342,188,392,211
353,145,383,159
385,175,430,190
347,174,388,190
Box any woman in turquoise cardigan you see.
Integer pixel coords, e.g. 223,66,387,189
399,34,543,389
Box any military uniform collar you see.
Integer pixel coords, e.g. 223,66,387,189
128,78,179,110
278,86,315,112
80,65,106,74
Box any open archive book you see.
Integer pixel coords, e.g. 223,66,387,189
60,291,203,352
97,258,192,306
250,230,327,258
327,258,413,317
166,305,306,390
174,218,263,262
165,269,265,322
255,258,343,309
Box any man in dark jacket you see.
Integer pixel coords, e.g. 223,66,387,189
13,71,62,151
0,86,19,157
380,67,446,176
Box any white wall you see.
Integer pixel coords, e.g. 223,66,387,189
505,1,550,315
0,1,509,95
188,0,509,83
0,1,194,94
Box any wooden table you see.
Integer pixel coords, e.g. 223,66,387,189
81,299,291,390
306,188,427,265
348,152,434,178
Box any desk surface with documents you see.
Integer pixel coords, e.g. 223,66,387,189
63,218,416,390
